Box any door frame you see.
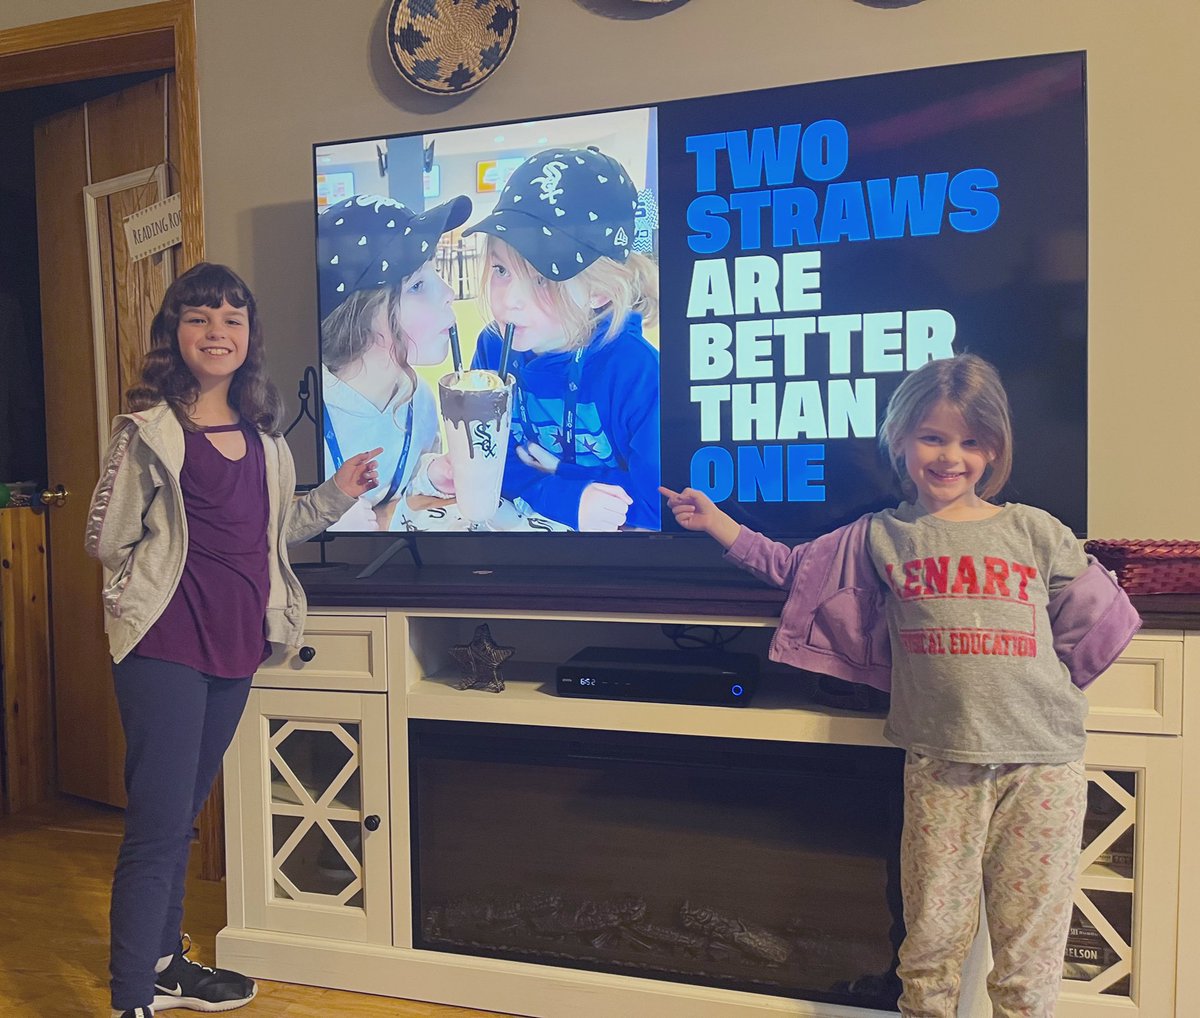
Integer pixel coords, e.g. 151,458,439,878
0,0,204,266
0,0,214,871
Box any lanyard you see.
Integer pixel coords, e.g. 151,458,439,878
323,399,414,504
512,348,585,464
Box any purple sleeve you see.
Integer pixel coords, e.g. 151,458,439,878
1049,560,1143,689
723,525,812,590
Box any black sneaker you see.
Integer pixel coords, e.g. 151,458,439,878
117,1009,154,1018
152,939,257,1013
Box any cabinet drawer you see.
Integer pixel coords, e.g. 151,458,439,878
254,615,387,691
1084,637,1182,735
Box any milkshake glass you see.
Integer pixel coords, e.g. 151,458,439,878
437,369,512,527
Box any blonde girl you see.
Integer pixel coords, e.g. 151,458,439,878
664,353,1140,1016
454,146,661,532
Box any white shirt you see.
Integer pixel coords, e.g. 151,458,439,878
321,365,440,513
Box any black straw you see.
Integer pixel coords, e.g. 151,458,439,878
499,322,515,380
449,324,463,375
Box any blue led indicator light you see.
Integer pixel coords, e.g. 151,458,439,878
731,684,744,696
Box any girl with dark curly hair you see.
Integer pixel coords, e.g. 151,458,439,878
85,262,381,1018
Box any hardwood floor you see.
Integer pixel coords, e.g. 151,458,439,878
0,797,506,1016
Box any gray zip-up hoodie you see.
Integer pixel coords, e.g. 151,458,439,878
84,402,356,662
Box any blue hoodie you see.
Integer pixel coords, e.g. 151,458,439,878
471,313,660,530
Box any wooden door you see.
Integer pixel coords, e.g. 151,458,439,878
35,74,176,806
0,506,51,814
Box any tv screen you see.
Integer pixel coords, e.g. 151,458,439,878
315,170,355,209
311,52,1087,538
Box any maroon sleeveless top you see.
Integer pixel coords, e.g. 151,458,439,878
135,420,271,678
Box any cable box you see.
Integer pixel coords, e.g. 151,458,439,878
556,646,759,706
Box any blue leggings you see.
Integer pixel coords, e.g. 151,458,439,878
109,654,252,1009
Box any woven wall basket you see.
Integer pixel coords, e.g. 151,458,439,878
387,0,519,95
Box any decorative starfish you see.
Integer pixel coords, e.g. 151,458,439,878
449,624,515,693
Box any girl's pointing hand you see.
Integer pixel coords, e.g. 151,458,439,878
334,447,385,499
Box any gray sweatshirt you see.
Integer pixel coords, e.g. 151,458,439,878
867,502,1090,764
85,403,355,662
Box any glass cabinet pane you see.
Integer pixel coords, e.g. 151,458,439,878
278,821,360,896
1082,771,1135,879
269,723,362,811
266,718,366,907
1066,768,1136,998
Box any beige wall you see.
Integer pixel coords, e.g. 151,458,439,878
5,0,1198,538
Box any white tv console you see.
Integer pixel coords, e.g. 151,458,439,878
217,569,1198,1017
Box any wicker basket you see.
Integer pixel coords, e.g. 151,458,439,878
386,0,518,96
1084,539,1200,595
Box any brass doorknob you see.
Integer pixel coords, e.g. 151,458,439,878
40,485,68,508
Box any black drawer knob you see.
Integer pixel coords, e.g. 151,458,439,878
298,645,317,662
364,814,381,831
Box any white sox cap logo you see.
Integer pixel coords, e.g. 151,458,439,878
533,160,568,205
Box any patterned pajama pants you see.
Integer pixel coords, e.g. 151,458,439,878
897,752,1087,1018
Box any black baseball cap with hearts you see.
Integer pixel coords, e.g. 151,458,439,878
317,193,472,322
463,147,638,282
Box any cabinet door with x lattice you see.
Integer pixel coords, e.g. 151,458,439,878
225,687,392,944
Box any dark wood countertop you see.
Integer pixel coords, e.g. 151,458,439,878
297,563,1200,628
1127,593,1200,629
297,562,785,616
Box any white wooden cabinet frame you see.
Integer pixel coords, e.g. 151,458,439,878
221,612,1192,1018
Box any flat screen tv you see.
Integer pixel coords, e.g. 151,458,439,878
310,51,1087,540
